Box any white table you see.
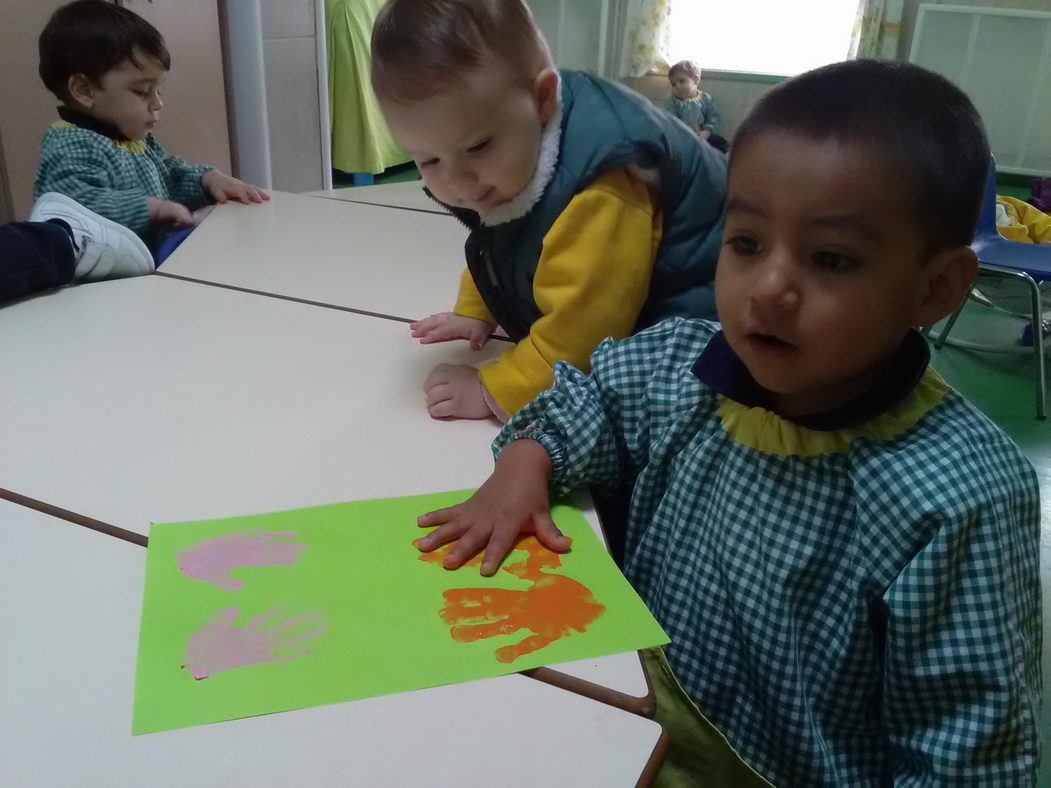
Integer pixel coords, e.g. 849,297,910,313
306,181,450,215
0,499,666,786
0,276,653,713
158,191,468,321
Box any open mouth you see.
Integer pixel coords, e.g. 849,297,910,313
747,332,795,353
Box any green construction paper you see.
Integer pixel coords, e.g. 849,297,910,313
133,490,669,734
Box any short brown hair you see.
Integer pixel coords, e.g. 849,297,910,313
668,60,701,82
39,0,170,101
371,0,553,103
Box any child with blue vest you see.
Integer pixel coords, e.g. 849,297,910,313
415,60,1042,784
371,0,726,421
33,0,267,259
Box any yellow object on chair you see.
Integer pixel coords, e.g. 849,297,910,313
995,195,1051,245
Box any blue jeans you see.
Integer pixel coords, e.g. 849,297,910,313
0,220,75,304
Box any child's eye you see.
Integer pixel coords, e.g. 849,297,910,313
466,139,491,154
812,251,856,270
726,235,761,255
419,158,439,168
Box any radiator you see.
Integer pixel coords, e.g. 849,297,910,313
909,3,1051,177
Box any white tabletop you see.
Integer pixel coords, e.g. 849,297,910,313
0,499,665,786
0,276,652,709
159,190,468,321
306,181,450,215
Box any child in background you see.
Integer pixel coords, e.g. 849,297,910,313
415,60,1041,784
1,192,152,304
372,0,726,422
34,0,268,260
664,60,727,153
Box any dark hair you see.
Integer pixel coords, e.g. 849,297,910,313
732,59,990,253
371,0,552,103
669,60,701,82
39,0,170,101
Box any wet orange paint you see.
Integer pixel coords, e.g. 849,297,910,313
415,536,605,664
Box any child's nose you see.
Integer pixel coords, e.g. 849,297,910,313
751,258,801,311
449,163,477,188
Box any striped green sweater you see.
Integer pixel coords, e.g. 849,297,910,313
34,122,214,242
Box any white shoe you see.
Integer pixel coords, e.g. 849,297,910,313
29,192,154,282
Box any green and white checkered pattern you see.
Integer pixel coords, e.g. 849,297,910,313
497,318,1042,785
34,125,213,240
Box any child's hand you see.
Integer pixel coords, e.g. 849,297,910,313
410,312,496,350
698,129,712,140
423,364,493,419
416,439,569,575
147,197,193,228
202,169,270,204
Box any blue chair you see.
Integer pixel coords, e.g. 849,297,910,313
931,160,1051,418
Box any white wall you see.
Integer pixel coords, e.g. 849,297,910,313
899,0,1051,58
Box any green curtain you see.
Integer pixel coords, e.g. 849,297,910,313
326,0,410,174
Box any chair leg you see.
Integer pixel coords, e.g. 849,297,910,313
933,288,970,349
1024,273,1047,419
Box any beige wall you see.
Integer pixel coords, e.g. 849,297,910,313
121,0,231,175
0,0,73,219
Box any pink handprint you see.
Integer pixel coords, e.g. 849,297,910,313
183,606,327,680
176,529,307,591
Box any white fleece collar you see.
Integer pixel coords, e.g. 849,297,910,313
481,87,564,227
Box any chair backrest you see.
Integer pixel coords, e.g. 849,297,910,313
973,157,998,240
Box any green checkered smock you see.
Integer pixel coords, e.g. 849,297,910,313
495,318,1041,785
34,122,213,242
663,92,720,135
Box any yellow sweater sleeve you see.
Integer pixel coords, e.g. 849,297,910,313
479,166,662,415
452,267,495,323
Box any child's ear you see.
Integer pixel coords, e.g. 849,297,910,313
532,68,559,125
912,245,978,328
66,74,96,109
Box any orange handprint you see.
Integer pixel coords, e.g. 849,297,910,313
416,535,605,664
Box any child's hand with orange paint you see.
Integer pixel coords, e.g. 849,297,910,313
416,438,571,576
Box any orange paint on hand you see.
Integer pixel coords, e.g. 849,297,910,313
416,535,605,663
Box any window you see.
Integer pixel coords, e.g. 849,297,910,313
668,0,859,77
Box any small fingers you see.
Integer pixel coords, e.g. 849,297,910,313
427,399,461,419
416,518,469,552
534,513,573,553
441,524,494,570
417,504,464,528
479,528,521,577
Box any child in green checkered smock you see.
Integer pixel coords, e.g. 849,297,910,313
412,60,1042,785
664,60,726,154
33,1,267,256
